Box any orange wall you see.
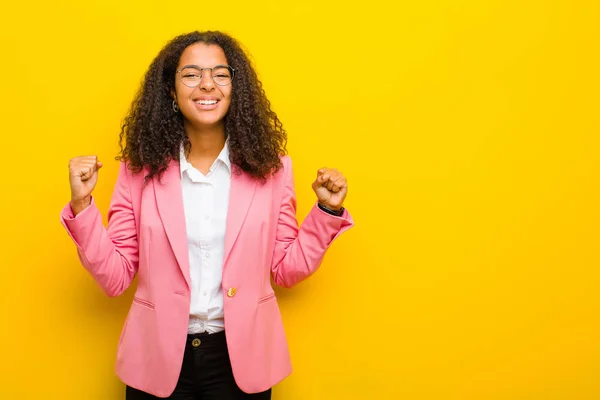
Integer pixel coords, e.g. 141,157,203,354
1,0,599,398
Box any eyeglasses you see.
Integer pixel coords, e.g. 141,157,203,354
176,64,235,87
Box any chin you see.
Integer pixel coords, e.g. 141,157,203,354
192,117,225,128
182,111,223,127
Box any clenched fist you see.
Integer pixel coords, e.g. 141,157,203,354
312,167,348,211
69,156,103,215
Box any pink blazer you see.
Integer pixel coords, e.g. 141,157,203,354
60,155,353,397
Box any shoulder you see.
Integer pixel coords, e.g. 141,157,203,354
116,160,146,187
279,154,292,171
274,154,293,182
256,154,293,186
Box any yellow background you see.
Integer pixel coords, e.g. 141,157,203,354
1,0,599,398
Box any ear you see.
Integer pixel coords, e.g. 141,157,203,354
170,89,176,100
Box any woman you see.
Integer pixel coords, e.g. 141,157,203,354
61,31,353,399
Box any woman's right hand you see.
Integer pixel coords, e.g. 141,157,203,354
69,156,103,215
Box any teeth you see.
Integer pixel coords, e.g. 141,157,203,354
196,100,217,105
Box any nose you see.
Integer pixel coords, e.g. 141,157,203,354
199,68,215,91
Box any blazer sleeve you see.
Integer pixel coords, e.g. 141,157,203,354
60,161,139,297
270,156,354,288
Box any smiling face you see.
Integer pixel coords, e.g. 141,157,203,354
172,43,233,130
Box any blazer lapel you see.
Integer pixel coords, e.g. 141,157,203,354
153,160,191,288
223,166,257,268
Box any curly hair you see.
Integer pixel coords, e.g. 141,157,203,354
117,31,287,181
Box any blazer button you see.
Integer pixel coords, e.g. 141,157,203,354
227,288,237,297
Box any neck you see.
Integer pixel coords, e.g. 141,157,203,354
184,122,226,159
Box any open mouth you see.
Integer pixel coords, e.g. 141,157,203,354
193,98,220,110
195,99,218,105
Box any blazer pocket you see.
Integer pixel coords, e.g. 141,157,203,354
133,296,155,310
258,293,276,304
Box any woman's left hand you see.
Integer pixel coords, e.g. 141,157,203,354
312,167,348,210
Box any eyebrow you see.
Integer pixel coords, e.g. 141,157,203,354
180,64,230,69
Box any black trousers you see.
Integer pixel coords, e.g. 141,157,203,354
126,331,272,400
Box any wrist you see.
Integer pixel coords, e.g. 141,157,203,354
71,196,91,215
318,202,344,216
